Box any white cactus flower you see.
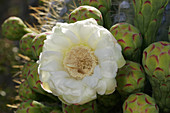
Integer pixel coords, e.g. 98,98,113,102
38,18,125,105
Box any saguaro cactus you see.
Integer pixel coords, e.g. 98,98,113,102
142,41,170,112
132,0,169,48
123,93,159,113
1,17,33,40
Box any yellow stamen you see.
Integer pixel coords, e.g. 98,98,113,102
63,46,97,79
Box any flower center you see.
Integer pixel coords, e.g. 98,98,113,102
63,45,98,79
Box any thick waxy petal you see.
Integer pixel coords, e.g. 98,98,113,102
100,60,118,78
43,34,72,52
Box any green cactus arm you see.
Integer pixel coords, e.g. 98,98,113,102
144,19,157,48
141,1,152,34
133,0,169,48
136,11,144,35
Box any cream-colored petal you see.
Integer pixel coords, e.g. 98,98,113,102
87,26,116,50
43,34,72,52
95,46,125,68
96,78,117,95
44,72,68,95
94,46,115,61
93,65,102,79
104,78,117,95
61,87,96,105
52,26,63,35
77,87,97,105
82,66,101,88
58,18,98,28
41,82,52,93
112,46,126,68
56,18,98,29
77,18,98,25
39,51,63,63
96,80,106,95
47,78,61,96
95,37,114,50
38,51,64,72
78,25,99,42
60,27,80,44
100,60,118,78
56,18,99,43
50,71,69,78
48,72,82,94
87,30,101,49
95,28,117,50
117,54,126,68
115,43,122,51
38,70,51,82
48,72,97,104
82,76,99,88
62,94,82,104
39,61,64,72
48,77,65,96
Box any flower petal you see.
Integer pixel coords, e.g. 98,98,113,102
61,87,96,105
39,61,63,72
48,74,84,103
100,60,118,78
82,76,99,88
38,51,64,72
50,71,70,78
95,28,117,49
88,30,101,49
78,87,96,105
43,33,72,52
56,18,99,43
96,78,117,95
56,18,98,29
41,82,52,93
78,25,99,42
39,70,51,82
39,51,63,63
104,78,117,94
48,72,82,95
96,80,106,95
60,28,80,44
113,44,126,68
95,46,125,68
47,72,97,104
94,46,115,61
62,94,82,104
82,66,101,88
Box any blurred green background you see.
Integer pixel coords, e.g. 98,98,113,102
0,0,38,112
